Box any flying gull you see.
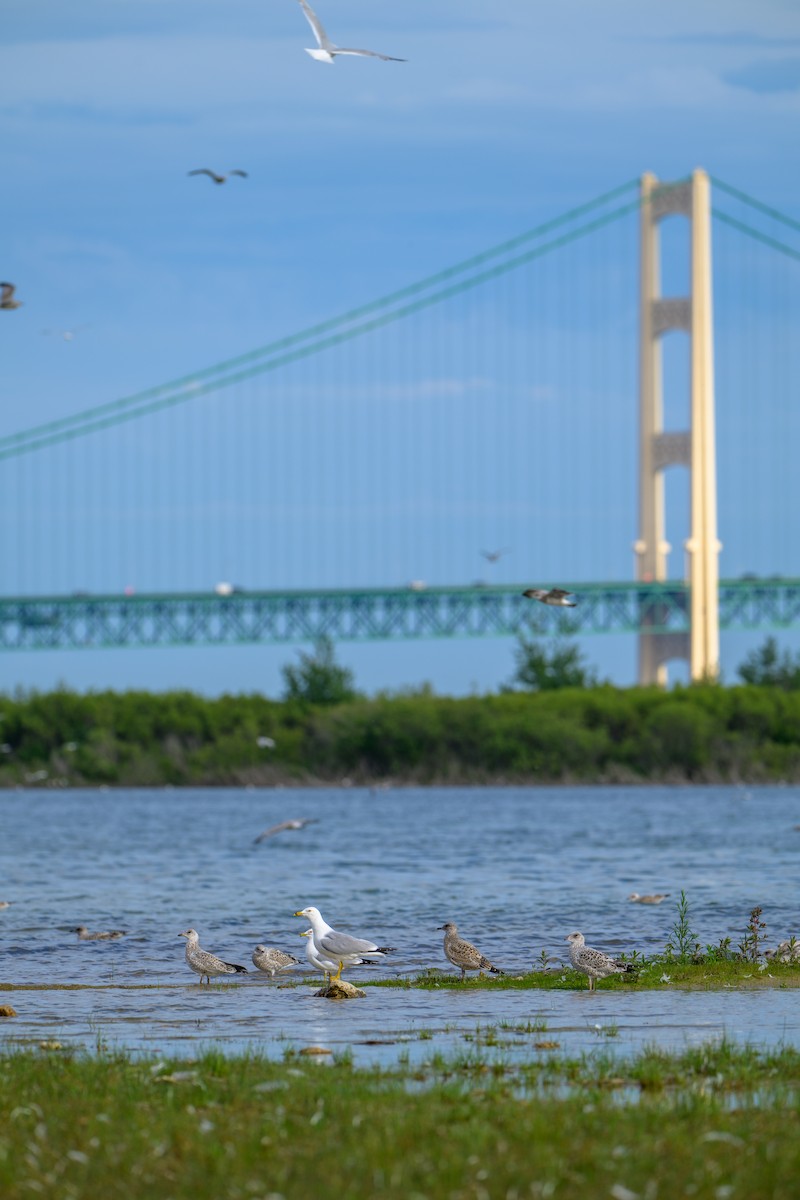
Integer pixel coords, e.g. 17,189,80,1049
481,549,510,563
254,817,318,844
294,905,395,982
294,0,406,64
251,944,301,978
437,922,503,982
188,169,248,184
628,892,670,904
72,925,126,941
42,325,90,342
1,283,22,310
565,931,633,991
522,587,577,607
178,928,248,984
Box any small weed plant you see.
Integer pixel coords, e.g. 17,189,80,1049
664,890,698,962
739,905,768,962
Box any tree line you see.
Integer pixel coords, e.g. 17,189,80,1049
2,635,800,786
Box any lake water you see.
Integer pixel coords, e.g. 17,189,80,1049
1,785,799,1063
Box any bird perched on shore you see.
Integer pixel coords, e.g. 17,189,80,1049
522,587,577,607
72,925,126,941
299,928,341,982
1,282,22,310
178,928,248,984
188,169,248,184
294,0,406,64
251,944,301,978
294,906,394,982
628,892,670,904
438,922,504,982
565,931,633,991
254,818,318,844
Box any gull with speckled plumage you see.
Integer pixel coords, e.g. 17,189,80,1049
179,928,248,984
565,931,633,991
438,922,504,981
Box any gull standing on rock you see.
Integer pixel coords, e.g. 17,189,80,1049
438,922,504,982
566,931,633,991
299,928,376,980
251,944,301,978
294,0,406,64
294,906,395,981
178,928,248,985
299,928,340,982
73,925,126,941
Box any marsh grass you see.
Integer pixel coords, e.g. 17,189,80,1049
1,1044,800,1200
366,958,800,990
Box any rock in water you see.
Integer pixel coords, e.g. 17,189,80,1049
313,980,365,1000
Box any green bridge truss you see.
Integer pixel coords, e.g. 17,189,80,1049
1,579,798,652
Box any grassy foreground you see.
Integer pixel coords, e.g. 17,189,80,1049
1,1044,799,1200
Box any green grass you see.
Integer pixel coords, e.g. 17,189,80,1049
1,1044,799,1200
2,959,799,999
367,959,800,990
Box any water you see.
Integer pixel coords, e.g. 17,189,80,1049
1,785,799,1063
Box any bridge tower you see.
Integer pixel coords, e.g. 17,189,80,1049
635,168,720,685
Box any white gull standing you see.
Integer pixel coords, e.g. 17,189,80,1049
294,0,406,64
565,931,633,991
299,928,340,982
294,906,395,981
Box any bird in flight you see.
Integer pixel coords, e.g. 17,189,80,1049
294,0,406,64
1,282,22,310
522,587,577,607
481,548,510,564
42,325,90,342
188,169,248,185
253,817,319,844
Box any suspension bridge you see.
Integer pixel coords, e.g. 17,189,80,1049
2,170,799,682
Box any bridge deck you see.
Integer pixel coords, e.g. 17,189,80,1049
1,580,798,652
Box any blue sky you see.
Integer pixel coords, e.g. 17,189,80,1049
2,0,800,697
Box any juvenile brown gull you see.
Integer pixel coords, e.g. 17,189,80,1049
437,922,504,982
73,925,126,941
252,944,301,978
522,587,577,607
294,905,394,982
1,282,22,310
178,928,248,984
254,818,318,844
294,0,406,64
628,892,670,904
566,931,633,991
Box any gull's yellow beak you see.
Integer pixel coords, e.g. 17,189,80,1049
299,931,310,938
293,910,305,917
